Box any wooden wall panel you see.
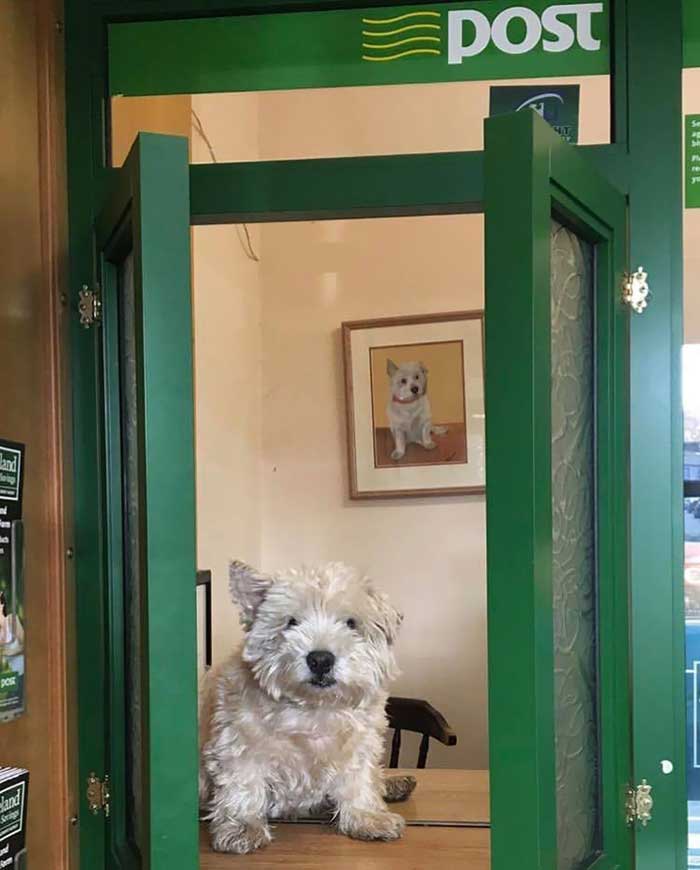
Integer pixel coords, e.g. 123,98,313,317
0,1,73,868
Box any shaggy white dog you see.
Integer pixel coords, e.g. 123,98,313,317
199,561,411,854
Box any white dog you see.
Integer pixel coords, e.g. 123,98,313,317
199,561,413,854
386,359,447,461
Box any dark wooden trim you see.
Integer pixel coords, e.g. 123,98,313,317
35,0,75,866
196,570,212,669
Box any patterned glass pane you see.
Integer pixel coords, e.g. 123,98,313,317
550,220,601,869
118,251,144,857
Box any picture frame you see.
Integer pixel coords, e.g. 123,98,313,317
342,310,485,499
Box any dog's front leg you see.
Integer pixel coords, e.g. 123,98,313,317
390,428,406,461
331,765,405,842
420,420,437,450
207,769,272,854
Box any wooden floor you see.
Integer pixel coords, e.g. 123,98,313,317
396,768,489,824
200,824,490,869
373,424,467,467
200,769,491,868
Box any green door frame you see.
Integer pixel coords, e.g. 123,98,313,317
64,2,685,869
95,133,199,869
485,108,632,870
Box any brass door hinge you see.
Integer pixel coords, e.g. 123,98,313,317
622,266,650,314
86,772,110,818
78,284,102,329
626,779,653,827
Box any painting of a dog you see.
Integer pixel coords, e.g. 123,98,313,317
342,311,485,497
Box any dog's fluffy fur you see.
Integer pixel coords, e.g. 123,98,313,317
199,561,408,854
386,359,447,461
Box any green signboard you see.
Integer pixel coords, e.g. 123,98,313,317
109,1,609,97
686,114,700,208
490,83,580,142
685,0,700,68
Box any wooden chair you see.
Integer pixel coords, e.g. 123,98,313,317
386,696,457,768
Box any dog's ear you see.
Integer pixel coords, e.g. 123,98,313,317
419,361,428,375
367,586,403,645
229,560,272,629
386,359,398,377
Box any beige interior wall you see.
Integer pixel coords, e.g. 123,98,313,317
182,76,609,164
191,94,263,667
684,69,700,344
111,94,192,166
257,216,487,769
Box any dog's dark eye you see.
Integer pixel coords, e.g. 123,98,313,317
346,618,357,630
286,618,299,629
401,378,407,385
414,375,419,379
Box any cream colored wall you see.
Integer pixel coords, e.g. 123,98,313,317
110,94,192,166
258,215,487,769
187,75,609,163
191,94,264,666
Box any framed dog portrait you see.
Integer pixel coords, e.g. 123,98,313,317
342,311,485,499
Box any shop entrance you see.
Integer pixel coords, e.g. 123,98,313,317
80,108,634,869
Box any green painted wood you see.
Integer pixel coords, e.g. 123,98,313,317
484,109,555,869
101,261,141,870
66,6,109,867
485,108,632,870
627,4,687,869
110,147,629,228
90,134,199,869
685,0,700,68
65,3,686,870
189,151,484,223
127,133,199,869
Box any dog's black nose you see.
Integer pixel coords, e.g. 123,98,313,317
306,650,335,675
411,385,419,394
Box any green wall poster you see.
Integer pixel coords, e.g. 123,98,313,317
0,440,25,723
489,84,580,142
109,1,609,97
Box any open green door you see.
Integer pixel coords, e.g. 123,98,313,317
485,109,633,870
78,132,199,869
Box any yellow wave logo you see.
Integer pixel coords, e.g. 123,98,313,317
362,10,442,62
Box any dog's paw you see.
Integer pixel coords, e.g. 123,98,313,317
384,775,417,803
210,820,272,854
422,440,437,450
339,809,405,841
391,449,405,461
